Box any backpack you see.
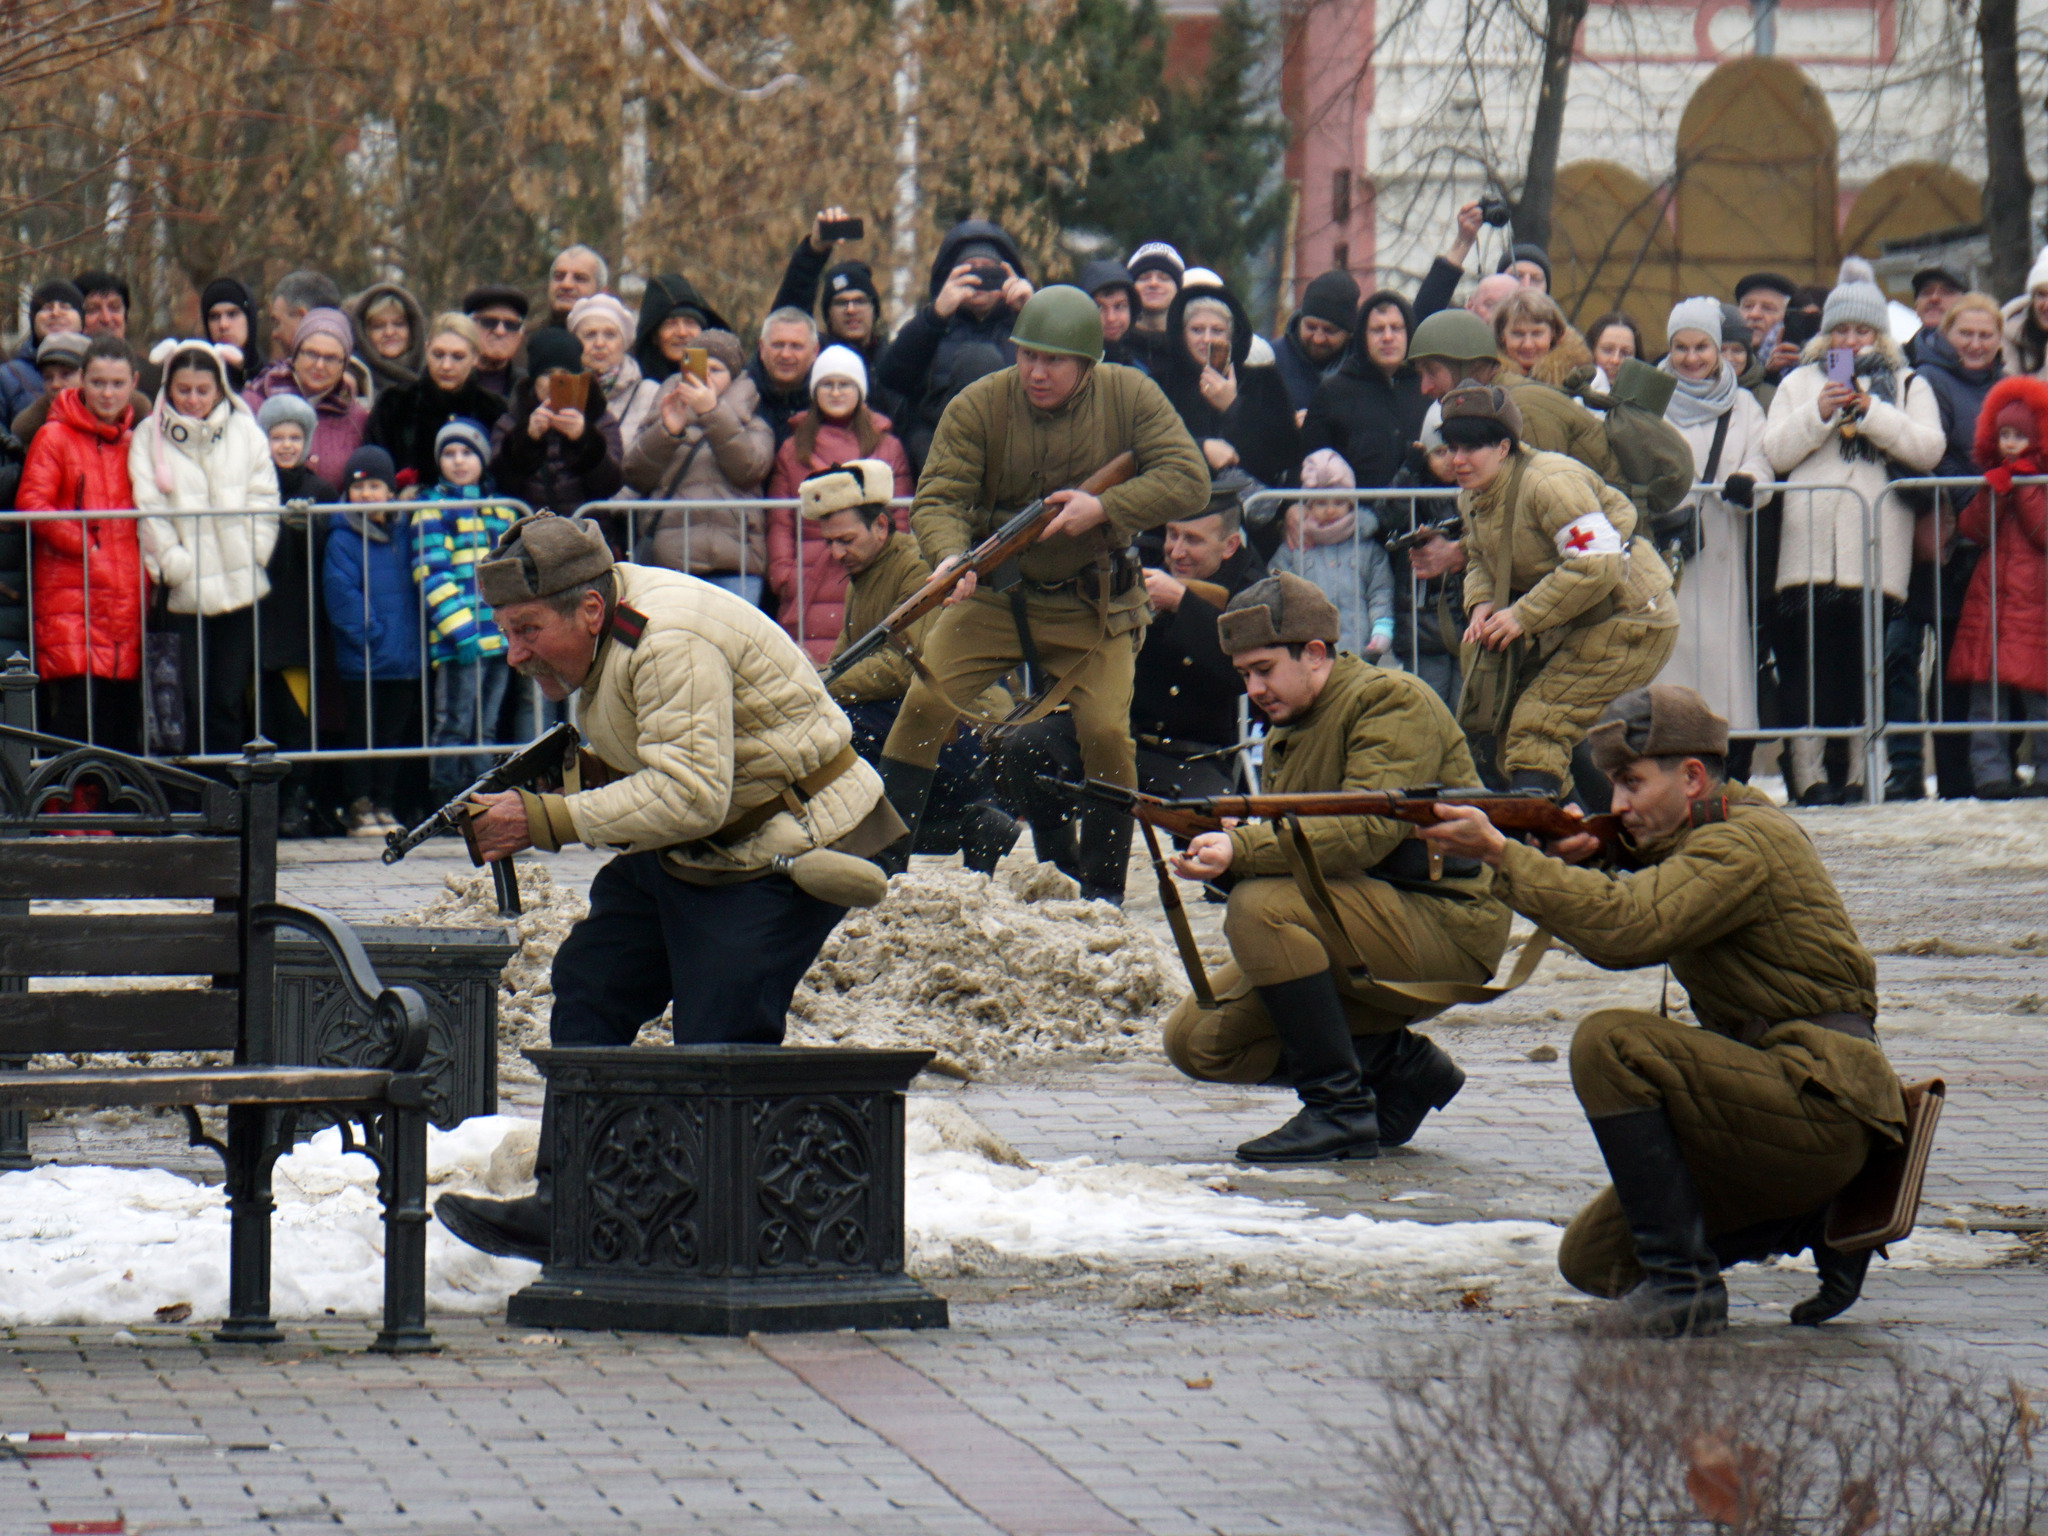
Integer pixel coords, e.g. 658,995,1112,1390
1566,358,1697,526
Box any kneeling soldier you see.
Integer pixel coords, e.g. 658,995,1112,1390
1163,573,1511,1163
435,513,902,1262
1418,685,1907,1336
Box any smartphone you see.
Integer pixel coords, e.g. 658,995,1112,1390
820,216,864,242
968,263,1006,292
1826,347,1857,387
543,371,589,413
1207,340,1231,372
1782,309,1821,347
679,347,709,382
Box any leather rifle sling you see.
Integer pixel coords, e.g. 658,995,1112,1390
1140,816,1217,1011
1275,814,1554,1019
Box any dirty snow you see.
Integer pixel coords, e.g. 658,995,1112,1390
0,1107,2018,1327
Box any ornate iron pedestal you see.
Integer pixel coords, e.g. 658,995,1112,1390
508,1046,949,1336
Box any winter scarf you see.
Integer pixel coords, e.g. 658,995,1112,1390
1660,358,1742,430
1840,348,1901,468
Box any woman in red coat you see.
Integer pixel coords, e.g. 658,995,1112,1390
1947,374,2048,796
766,346,912,662
16,340,148,751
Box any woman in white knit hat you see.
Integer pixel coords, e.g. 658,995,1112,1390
2000,244,2048,380
1655,296,1774,771
764,345,912,662
1762,259,1945,804
569,293,661,458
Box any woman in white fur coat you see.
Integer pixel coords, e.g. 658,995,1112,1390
1656,296,1774,757
1761,261,1945,804
130,338,282,756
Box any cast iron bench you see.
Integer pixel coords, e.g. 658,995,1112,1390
0,694,436,1352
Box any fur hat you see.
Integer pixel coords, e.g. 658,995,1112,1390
1972,376,2048,469
1217,572,1341,654
1586,685,1729,775
1438,382,1525,440
809,344,868,400
1820,258,1889,336
800,460,895,520
1666,296,1724,346
477,512,614,607
256,393,318,438
434,416,492,465
566,293,633,339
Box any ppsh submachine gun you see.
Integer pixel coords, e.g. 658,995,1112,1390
382,722,583,917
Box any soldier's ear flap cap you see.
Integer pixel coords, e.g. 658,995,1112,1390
800,460,894,520
1589,685,1729,774
1217,572,1341,654
478,511,614,608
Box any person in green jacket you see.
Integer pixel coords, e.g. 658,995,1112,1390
874,285,1210,901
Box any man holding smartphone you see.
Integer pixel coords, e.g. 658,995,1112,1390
770,207,904,421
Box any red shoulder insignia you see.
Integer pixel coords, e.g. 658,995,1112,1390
611,603,649,649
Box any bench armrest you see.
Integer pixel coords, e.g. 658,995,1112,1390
250,902,431,1073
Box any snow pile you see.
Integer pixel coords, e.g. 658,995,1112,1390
786,865,1175,1076
0,1107,2017,1327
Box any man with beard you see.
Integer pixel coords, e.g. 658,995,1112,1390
432,512,903,1263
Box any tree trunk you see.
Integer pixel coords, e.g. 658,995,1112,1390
1514,0,1589,251
1978,0,2033,300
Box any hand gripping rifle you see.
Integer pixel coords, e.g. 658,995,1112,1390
382,722,583,918
820,450,1139,689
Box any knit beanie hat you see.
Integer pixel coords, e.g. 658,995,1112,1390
2029,246,2048,297
1418,401,1445,452
1182,267,1225,293
29,278,85,316
810,344,868,400
1719,303,1750,348
822,262,880,309
256,393,318,438
1820,258,1889,336
1300,269,1361,332
1495,244,1552,285
697,329,746,378
1127,243,1185,283
200,277,257,328
525,327,584,377
566,293,633,339
34,331,88,369
1665,296,1724,345
1300,447,1356,490
435,416,493,465
292,306,354,359
343,445,397,490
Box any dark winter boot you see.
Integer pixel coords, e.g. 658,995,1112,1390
873,758,936,877
1588,1108,1728,1337
437,1106,553,1264
1236,972,1380,1164
1073,801,1134,905
962,804,1023,875
1357,1028,1466,1147
1790,1239,1873,1326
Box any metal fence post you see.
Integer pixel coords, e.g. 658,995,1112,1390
0,650,37,1167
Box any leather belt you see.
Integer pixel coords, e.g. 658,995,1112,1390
710,745,860,845
1725,1011,1877,1048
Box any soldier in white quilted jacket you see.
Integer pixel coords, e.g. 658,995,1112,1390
434,512,899,1263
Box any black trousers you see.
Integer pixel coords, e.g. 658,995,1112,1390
38,676,143,754
340,679,421,809
845,697,997,852
165,607,257,758
550,851,849,1047
995,713,1234,874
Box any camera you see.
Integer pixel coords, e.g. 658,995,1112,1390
1478,195,1513,228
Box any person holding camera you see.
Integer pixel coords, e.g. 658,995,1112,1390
769,208,905,424
487,328,623,518
1411,198,1515,324
876,219,1035,469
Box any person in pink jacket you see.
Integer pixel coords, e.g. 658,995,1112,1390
766,345,912,662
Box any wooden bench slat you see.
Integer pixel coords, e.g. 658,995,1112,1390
0,914,241,976
0,1066,396,1108
0,840,244,901
0,990,239,1052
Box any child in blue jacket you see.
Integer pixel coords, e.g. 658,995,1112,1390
323,446,420,835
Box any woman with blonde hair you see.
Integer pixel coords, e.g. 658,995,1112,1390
1493,289,1593,391
366,311,509,486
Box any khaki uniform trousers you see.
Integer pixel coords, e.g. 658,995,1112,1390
1471,610,1677,782
882,590,1141,788
1559,1009,1874,1298
1162,874,1501,1085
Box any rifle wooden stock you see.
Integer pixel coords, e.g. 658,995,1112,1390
820,450,1139,686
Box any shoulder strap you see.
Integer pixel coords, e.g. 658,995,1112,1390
1492,451,1529,605
1702,410,1733,484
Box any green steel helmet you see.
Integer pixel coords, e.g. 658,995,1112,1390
1408,308,1500,364
1010,284,1104,363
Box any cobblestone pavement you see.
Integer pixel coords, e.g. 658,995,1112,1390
6,815,2048,1533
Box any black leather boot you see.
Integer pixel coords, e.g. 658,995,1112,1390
1357,1028,1465,1147
1237,972,1380,1163
874,757,936,877
1073,802,1133,905
1791,1239,1872,1326
963,804,1022,875
437,1106,552,1264
1588,1108,1728,1336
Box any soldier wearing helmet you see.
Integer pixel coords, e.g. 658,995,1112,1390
873,284,1210,898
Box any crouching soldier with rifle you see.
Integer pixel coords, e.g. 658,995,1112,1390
1160,572,1513,1164
433,512,903,1263
1417,685,1914,1337
869,284,1211,888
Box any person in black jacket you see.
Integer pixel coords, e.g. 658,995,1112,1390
1274,269,1360,416
769,222,906,426
1075,258,1145,369
488,328,622,516
1155,280,1301,502
993,472,1268,903
875,219,1032,469
366,313,509,486
629,271,732,385
1301,288,1427,495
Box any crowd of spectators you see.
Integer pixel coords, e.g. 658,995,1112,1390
1,205,2044,842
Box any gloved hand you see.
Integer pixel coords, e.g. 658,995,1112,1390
1984,464,2017,498
1721,473,1755,509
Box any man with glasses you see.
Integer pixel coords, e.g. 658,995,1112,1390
462,284,532,400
